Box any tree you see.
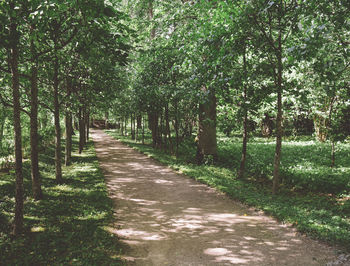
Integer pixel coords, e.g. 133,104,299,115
247,0,301,193
7,0,24,235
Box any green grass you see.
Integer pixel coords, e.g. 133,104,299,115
0,138,124,265
106,129,350,251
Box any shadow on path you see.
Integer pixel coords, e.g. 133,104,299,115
91,129,338,265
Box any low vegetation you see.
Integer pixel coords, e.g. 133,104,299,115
0,139,123,265
106,129,350,250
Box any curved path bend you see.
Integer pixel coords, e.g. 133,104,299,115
91,129,341,265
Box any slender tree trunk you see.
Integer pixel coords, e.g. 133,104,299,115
79,107,86,154
160,109,164,151
136,117,139,141
105,111,108,129
142,114,145,145
133,113,136,141
131,113,135,140
0,111,5,147
86,109,89,141
9,16,24,235
238,43,248,180
174,102,179,157
30,40,43,200
148,1,155,39
124,114,127,135
65,111,72,166
272,36,283,194
65,78,72,166
331,140,335,168
329,96,336,168
53,54,63,184
136,114,142,141
121,116,124,136
165,103,172,153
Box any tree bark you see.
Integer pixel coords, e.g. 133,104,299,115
0,107,7,148
121,116,124,136
272,31,283,194
165,103,172,153
174,101,179,157
65,78,72,166
79,107,86,154
148,1,155,39
331,140,335,168
142,114,145,145
65,111,73,166
9,15,24,235
124,114,127,135
197,86,217,164
160,109,164,151
149,112,158,148
105,111,108,129
131,113,135,140
85,109,89,141
53,54,63,184
238,42,248,179
30,39,43,200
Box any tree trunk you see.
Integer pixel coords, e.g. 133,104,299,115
131,113,135,140
53,54,63,184
165,103,172,153
30,41,43,200
272,38,283,194
137,115,142,129
133,113,136,141
149,112,158,148
148,1,155,39
313,115,327,142
124,114,127,135
197,86,217,164
174,101,179,157
0,107,7,149
160,109,164,150
331,140,335,168
86,109,89,141
9,16,24,235
65,78,72,166
142,114,145,145
121,116,124,136
238,42,248,179
65,111,73,166
79,107,86,154
105,111,108,129
136,115,139,141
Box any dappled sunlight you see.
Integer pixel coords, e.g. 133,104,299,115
91,130,338,265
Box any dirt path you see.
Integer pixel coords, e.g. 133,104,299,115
91,129,342,265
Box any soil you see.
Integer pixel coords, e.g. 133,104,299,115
91,129,348,266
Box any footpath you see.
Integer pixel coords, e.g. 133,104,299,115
91,129,344,265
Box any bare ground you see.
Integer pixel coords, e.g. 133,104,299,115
91,129,347,266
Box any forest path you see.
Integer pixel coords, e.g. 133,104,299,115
91,129,339,266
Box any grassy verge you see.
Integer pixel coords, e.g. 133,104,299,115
106,129,350,251
0,138,123,265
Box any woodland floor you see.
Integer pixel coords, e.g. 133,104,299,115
91,129,346,266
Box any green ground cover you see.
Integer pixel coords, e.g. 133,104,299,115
0,139,123,265
106,129,350,250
